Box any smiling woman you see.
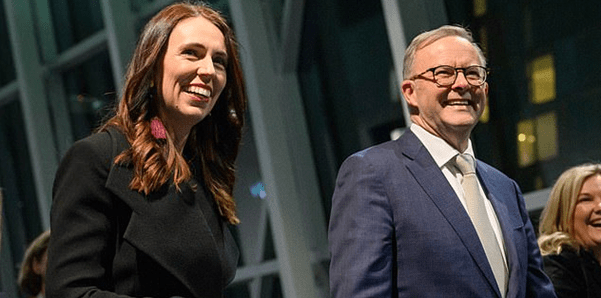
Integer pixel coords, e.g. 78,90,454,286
158,15,228,144
538,163,601,298
45,2,247,298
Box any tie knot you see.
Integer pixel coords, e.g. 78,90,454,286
455,153,475,175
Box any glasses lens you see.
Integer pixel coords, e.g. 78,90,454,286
433,66,456,86
432,66,487,86
465,66,486,86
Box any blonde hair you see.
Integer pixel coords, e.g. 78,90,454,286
538,163,601,255
403,25,487,79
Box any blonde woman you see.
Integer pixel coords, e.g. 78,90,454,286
538,163,601,298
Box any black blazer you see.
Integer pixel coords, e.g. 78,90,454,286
543,248,601,298
46,128,239,298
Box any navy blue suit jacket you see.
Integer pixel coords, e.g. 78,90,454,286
328,130,556,298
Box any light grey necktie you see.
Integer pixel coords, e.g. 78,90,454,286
455,153,507,297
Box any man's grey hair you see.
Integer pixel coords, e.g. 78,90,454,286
403,25,486,79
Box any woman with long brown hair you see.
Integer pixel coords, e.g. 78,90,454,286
46,2,247,297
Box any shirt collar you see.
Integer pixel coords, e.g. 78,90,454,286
409,123,475,168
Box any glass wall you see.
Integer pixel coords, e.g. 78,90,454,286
444,0,601,197
0,0,38,295
0,2,15,86
60,50,115,140
298,0,401,215
0,100,40,296
50,0,104,53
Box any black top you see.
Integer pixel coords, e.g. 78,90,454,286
46,127,239,298
543,247,601,298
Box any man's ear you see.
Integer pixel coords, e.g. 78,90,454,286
481,81,489,108
483,81,489,96
401,80,417,107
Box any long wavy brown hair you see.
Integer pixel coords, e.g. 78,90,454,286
100,1,246,224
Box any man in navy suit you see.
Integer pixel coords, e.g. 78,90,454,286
328,25,556,298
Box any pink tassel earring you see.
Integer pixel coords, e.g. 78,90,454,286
150,118,167,139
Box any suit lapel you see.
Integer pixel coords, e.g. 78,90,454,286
399,131,501,296
478,165,521,298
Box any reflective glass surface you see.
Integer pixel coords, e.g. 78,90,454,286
0,2,16,86
225,275,283,298
129,0,154,13
260,0,284,41
298,0,401,213
446,0,601,193
0,99,40,289
61,51,115,140
51,0,104,53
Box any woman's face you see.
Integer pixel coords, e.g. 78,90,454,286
573,174,601,250
158,16,228,138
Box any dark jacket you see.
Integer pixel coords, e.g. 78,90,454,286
543,247,601,298
46,127,239,298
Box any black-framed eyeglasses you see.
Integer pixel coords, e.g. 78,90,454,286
409,65,489,87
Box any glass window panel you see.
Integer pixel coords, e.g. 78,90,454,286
129,0,154,13
61,51,115,140
231,113,274,268
0,99,41,296
131,0,228,14
528,208,544,234
529,54,556,104
446,0,601,194
224,281,251,298
517,119,536,167
260,0,284,41
478,27,489,63
224,274,284,298
298,0,400,203
51,0,104,53
536,112,558,161
259,274,284,298
474,0,487,17
134,0,231,36
534,176,544,190
0,2,16,86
